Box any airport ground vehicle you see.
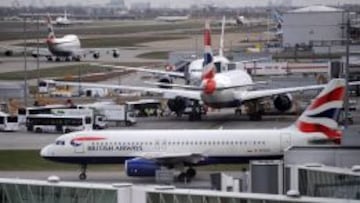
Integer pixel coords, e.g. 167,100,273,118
126,99,161,117
18,105,70,125
77,102,136,126
26,114,92,133
0,112,18,132
51,108,107,129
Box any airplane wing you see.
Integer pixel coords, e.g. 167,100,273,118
30,48,52,57
92,63,185,79
44,80,201,100
136,152,205,165
238,81,360,101
144,81,268,90
0,45,32,56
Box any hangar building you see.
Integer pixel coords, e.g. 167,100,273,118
282,5,347,47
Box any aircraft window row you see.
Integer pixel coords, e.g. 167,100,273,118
90,141,266,146
92,141,153,146
165,141,266,145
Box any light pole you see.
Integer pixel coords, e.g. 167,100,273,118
37,15,40,86
23,16,28,107
343,16,350,129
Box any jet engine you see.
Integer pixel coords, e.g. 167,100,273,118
93,52,100,59
4,50,13,56
158,75,173,89
167,96,187,116
125,158,160,177
273,94,292,112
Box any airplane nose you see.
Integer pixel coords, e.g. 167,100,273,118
40,145,51,157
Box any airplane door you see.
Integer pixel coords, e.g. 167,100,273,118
154,139,167,151
154,140,160,151
280,133,291,152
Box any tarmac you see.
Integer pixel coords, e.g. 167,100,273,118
0,19,359,188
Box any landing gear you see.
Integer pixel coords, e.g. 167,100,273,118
72,56,81,62
235,108,242,115
55,57,61,62
79,164,87,180
188,101,202,121
65,57,70,62
246,100,263,121
177,167,196,182
46,56,53,61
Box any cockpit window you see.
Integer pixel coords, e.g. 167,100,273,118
55,140,65,145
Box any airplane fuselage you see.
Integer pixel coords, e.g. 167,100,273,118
201,69,253,108
47,34,81,57
40,128,327,165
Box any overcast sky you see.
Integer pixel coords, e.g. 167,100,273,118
2,0,360,8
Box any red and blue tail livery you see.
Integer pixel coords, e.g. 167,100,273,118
46,13,55,43
202,21,215,80
296,79,345,142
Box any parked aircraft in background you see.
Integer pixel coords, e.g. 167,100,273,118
55,10,71,26
35,14,119,61
40,78,346,181
54,10,93,26
61,20,360,121
1,13,119,61
94,16,230,87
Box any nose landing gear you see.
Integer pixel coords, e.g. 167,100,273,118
79,164,87,180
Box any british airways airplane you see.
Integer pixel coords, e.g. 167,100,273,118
34,14,119,62
41,79,345,181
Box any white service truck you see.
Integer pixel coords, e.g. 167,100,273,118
78,102,136,126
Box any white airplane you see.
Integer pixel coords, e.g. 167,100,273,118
55,10,71,26
95,16,230,87
46,20,360,121
30,14,119,62
235,16,268,27
54,10,92,26
40,78,346,181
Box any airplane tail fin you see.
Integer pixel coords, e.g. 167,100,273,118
202,20,215,80
46,13,55,40
294,79,345,143
271,9,283,24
